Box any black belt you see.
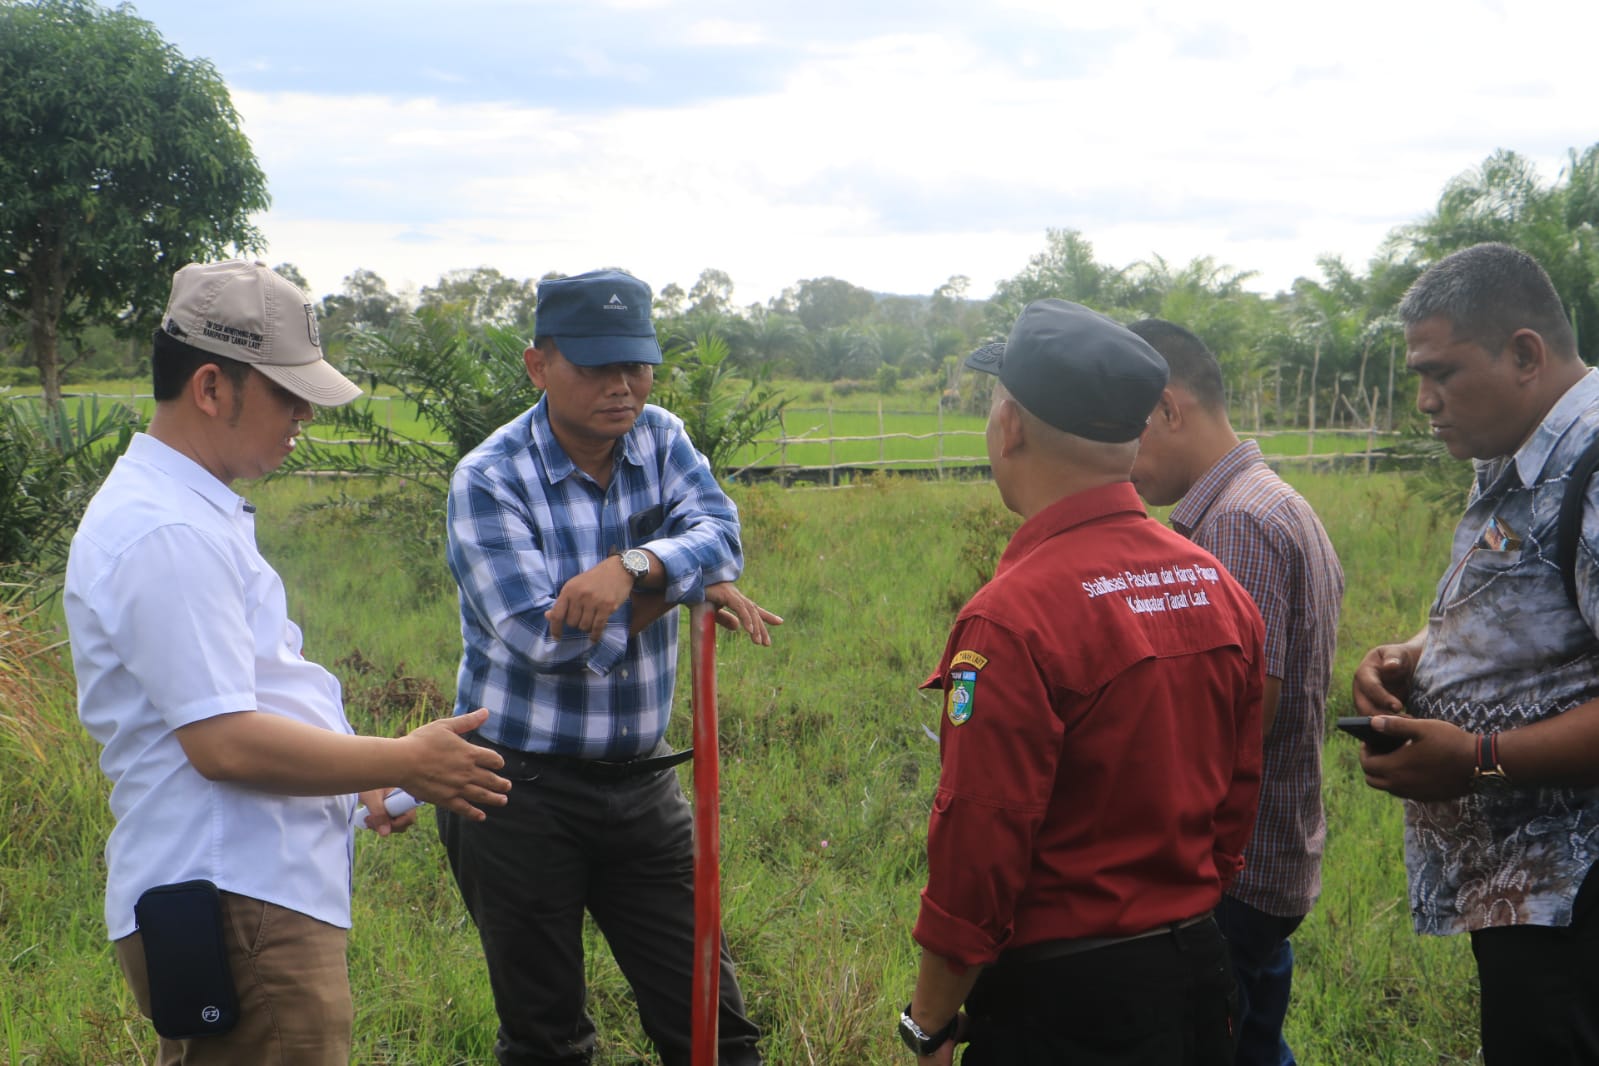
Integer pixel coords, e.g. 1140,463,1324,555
470,733,694,781
1000,911,1215,964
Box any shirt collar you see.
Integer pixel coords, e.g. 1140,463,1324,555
997,481,1148,577
1510,368,1599,486
126,432,252,519
526,397,645,484
1169,439,1264,536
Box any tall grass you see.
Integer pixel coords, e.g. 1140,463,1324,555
1,471,1480,1063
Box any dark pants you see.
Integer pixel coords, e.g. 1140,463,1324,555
1469,863,1599,1066
437,742,761,1066
1214,895,1303,1066
960,915,1238,1066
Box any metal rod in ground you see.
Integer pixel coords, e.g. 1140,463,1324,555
689,602,721,1064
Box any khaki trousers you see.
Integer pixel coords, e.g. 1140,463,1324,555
115,892,352,1066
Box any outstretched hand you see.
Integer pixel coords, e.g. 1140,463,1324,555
397,708,511,821
705,582,783,646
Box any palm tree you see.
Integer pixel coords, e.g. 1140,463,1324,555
726,308,808,375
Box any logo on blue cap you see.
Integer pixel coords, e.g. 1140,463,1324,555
535,269,662,367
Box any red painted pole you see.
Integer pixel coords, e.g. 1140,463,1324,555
689,602,721,1065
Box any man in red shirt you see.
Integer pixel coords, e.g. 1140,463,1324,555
898,300,1265,1065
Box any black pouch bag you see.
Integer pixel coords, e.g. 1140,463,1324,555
133,880,240,1039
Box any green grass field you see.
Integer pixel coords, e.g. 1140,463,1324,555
0,465,1476,1064
11,383,1388,478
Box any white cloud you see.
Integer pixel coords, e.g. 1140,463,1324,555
680,18,769,46
230,2,1599,308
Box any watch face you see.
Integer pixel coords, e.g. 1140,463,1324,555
897,1014,930,1053
897,1010,952,1055
621,549,649,579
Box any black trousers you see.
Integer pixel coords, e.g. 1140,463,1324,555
437,742,761,1066
960,916,1238,1066
1470,863,1599,1066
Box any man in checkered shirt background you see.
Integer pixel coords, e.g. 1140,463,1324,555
1128,318,1344,1066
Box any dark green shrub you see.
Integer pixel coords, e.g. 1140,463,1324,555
0,396,140,595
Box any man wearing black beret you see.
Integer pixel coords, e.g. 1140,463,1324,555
899,299,1266,1065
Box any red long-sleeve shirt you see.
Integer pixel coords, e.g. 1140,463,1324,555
914,482,1264,967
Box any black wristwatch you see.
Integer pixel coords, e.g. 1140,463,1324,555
897,1004,958,1056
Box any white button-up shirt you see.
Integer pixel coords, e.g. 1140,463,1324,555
66,433,355,939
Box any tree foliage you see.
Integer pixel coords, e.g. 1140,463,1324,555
1398,146,1599,359
652,333,787,478
0,395,139,595
418,267,538,332
986,228,1125,331
785,276,877,334
287,309,536,485
290,310,788,486
0,0,269,406
317,268,406,342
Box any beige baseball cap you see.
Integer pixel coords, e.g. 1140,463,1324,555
162,259,362,406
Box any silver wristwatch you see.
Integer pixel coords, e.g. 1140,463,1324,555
619,548,650,582
897,1005,957,1055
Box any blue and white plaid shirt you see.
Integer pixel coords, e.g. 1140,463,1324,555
446,398,743,758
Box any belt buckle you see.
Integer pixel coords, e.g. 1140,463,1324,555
581,755,639,780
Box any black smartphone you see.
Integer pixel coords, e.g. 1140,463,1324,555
133,880,239,1039
1335,716,1406,755
627,503,665,542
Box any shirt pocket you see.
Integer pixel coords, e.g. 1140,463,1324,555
627,504,665,543
1439,507,1537,612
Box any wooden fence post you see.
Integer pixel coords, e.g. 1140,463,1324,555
1307,341,1321,460
1366,386,1379,475
878,398,885,468
828,404,836,488
778,410,789,486
1386,339,1397,432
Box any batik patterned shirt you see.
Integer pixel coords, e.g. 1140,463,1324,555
447,398,742,759
1172,440,1342,918
1407,369,1599,935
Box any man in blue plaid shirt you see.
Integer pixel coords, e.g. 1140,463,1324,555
438,268,778,1066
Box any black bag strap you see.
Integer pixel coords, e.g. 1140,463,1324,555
1558,433,1599,607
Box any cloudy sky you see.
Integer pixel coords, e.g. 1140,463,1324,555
132,0,1597,309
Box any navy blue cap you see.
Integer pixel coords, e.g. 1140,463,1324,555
534,269,663,366
963,300,1168,442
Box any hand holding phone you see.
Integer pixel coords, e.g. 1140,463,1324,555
1336,716,1406,755
354,789,422,830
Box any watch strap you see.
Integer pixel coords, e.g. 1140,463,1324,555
897,1004,958,1055
1473,732,1510,784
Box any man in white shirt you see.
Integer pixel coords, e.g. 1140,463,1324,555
65,260,511,1064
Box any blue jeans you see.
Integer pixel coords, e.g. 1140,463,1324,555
1214,895,1303,1066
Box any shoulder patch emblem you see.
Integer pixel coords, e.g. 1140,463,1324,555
947,669,978,725
951,649,988,670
